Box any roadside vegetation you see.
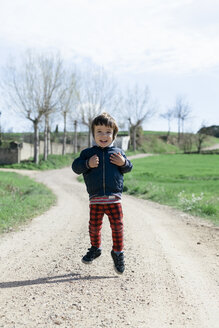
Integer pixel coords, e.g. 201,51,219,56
129,130,219,154
0,171,56,233
0,153,76,170
0,153,77,233
124,154,219,225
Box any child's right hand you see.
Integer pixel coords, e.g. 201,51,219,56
88,155,99,168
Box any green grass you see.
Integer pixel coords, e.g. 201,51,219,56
140,135,180,154
0,153,76,170
124,154,219,225
130,133,219,154
0,171,56,233
0,153,76,233
143,130,177,136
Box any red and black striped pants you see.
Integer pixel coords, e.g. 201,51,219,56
89,203,124,252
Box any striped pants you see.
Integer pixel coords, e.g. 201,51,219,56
89,203,124,252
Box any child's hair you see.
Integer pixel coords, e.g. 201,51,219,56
91,112,119,140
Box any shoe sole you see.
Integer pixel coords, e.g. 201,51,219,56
81,259,93,264
113,266,124,275
81,253,101,264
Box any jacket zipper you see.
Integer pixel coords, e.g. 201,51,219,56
103,150,105,194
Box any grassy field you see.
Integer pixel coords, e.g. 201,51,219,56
0,153,77,233
128,136,181,154
0,172,56,233
126,133,219,154
124,154,219,225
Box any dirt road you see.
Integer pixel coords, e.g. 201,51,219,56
0,167,218,328
202,143,219,151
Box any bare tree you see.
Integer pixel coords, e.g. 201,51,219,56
195,122,208,153
173,96,191,143
79,65,119,146
59,71,79,155
160,108,175,140
1,51,65,163
73,120,78,153
1,52,43,163
180,133,194,153
124,85,155,151
37,53,65,160
196,133,207,153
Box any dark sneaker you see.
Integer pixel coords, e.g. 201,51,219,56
82,246,101,264
111,250,125,274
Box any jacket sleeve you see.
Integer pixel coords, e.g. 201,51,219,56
72,149,90,175
119,151,133,174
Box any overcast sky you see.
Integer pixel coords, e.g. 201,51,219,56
0,0,219,133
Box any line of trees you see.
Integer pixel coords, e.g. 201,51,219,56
160,95,192,143
0,50,156,162
160,97,209,153
1,49,206,162
1,51,76,163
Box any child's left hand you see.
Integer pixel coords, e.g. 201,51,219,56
110,152,126,166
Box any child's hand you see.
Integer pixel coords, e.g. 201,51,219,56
110,152,126,166
88,154,99,168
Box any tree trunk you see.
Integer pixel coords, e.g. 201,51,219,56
128,118,132,147
133,126,137,151
33,120,40,164
177,117,181,143
47,122,51,156
88,124,92,147
197,135,204,153
73,120,78,153
197,142,201,153
62,111,67,155
166,119,171,141
181,119,184,135
44,115,48,161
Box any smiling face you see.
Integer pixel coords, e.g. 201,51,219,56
94,124,114,148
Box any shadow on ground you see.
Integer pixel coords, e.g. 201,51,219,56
0,273,119,288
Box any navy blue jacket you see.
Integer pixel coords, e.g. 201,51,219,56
72,145,133,198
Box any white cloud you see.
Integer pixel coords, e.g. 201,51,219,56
0,0,219,74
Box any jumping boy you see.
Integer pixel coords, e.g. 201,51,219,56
72,112,133,274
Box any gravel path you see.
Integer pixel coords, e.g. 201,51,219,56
0,167,218,328
202,143,219,150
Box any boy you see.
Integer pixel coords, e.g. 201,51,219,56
72,112,132,274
